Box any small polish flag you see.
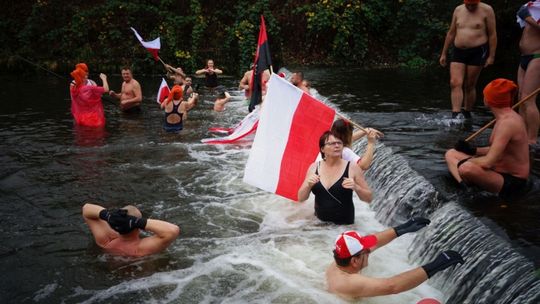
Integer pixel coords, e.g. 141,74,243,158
243,74,335,201
156,78,170,104
130,27,161,61
202,108,260,144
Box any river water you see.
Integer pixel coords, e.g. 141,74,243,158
0,67,538,303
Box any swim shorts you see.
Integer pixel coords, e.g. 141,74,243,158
451,44,489,66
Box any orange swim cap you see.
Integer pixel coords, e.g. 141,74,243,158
70,68,86,87
464,0,480,4
76,63,88,73
168,85,183,102
483,78,517,108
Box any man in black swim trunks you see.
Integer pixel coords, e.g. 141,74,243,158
516,1,540,144
439,0,497,119
445,79,530,198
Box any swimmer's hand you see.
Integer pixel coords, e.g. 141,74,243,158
100,208,147,234
422,250,464,278
454,139,477,155
393,217,431,236
341,177,357,191
306,173,320,187
439,54,447,67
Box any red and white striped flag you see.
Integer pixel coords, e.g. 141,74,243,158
130,27,161,61
156,78,170,104
243,74,335,201
202,108,260,144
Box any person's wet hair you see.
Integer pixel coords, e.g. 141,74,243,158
331,119,353,147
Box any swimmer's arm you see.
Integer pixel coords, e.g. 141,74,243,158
167,65,186,77
441,9,458,56
297,163,318,202
518,6,540,31
195,68,207,75
213,68,223,74
350,164,372,202
485,6,497,63
347,268,428,298
239,74,250,90
82,203,117,246
469,129,510,168
99,73,109,93
371,228,398,251
136,219,180,256
160,99,169,109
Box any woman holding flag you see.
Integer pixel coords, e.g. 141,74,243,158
298,131,372,225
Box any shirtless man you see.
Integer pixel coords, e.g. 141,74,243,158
445,79,530,197
517,1,540,144
439,0,497,118
326,222,464,300
239,66,270,99
164,64,186,85
82,203,180,257
214,91,231,112
290,71,310,93
109,67,143,112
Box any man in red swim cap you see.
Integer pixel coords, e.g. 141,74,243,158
439,0,497,119
445,78,530,198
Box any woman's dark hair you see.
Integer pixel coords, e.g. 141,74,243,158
319,130,338,160
331,119,353,147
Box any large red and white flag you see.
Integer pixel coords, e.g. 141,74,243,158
130,27,161,61
201,108,260,144
243,74,335,201
156,78,170,104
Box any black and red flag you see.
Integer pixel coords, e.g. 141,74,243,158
248,15,273,112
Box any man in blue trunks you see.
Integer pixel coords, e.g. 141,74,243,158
326,224,464,300
516,1,540,144
445,79,530,198
439,0,497,119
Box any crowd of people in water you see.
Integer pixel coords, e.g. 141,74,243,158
67,0,539,301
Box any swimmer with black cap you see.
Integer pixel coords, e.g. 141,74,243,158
82,203,179,257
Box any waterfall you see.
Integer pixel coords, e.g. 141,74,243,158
359,140,540,304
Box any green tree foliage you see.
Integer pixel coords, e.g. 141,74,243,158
0,0,526,74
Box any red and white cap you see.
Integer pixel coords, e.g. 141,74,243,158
334,231,378,259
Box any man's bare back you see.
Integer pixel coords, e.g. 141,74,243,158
453,3,492,48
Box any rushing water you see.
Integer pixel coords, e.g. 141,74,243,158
0,66,538,303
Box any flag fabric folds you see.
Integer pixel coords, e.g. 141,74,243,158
243,74,336,201
130,27,161,61
249,15,272,112
517,1,540,28
201,108,260,144
156,78,170,104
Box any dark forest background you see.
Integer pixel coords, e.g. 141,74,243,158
0,0,524,76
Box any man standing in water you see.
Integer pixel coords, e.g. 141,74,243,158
290,71,310,93
326,221,464,299
109,67,143,112
516,1,540,145
82,203,180,257
445,79,530,198
439,0,497,119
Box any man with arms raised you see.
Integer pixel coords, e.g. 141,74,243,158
110,67,143,112
82,203,180,257
445,79,530,197
516,1,540,144
327,220,464,299
440,0,497,118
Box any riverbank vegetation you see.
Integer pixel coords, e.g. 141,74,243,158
0,0,524,75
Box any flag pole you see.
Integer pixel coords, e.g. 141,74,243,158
465,85,540,142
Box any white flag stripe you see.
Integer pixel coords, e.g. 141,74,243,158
243,74,303,193
130,27,161,49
